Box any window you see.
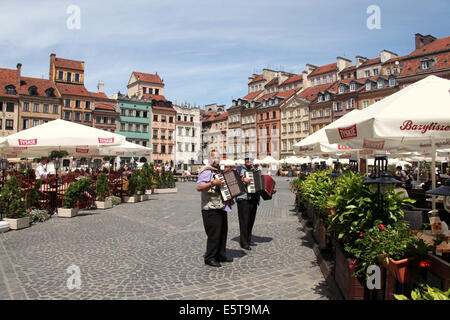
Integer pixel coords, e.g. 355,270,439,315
58,71,64,80
161,145,166,153
120,123,125,131
5,85,16,95
75,100,81,108
260,114,263,121
64,111,71,120
375,98,381,103
0,119,2,129
363,100,369,108
373,69,379,76
143,87,147,94
53,105,59,114
169,116,173,123
303,121,309,131
155,89,159,95
103,117,108,124
273,125,277,135
318,95,324,102
386,68,391,76
266,112,269,119
319,110,323,117
347,99,354,109
67,72,72,82
43,104,49,113
339,85,345,94
84,113,90,122
389,78,396,87
289,110,293,118
0,102,2,111
33,119,39,127
325,94,330,101
272,111,276,119
75,73,80,82
421,60,431,70
28,86,38,95
282,140,287,151
312,110,316,118
282,124,286,133
266,127,269,135
74,112,81,121
86,101,91,109
191,143,195,152
96,116,101,123
190,116,194,122
365,70,371,77
65,99,71,107
297,122,301,131
6,102,14,112
377,80,384,89
289,123,294,133
350,83,356,91
33,103,39,113
153,114,158,121
177,143,182,152
153,144,158,154
143,111,148,118
169,130,173,140
325,108,330,117
111,118,115,124
23,102,30,112
23,119,29,129
366,83,371,91
6,119,13,130
153,129,158,139
161,115,166,122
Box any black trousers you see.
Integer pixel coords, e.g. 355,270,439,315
237,198,258,247
201,209,228,261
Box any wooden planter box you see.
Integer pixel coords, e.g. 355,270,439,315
384,257,418,284
427,253,450,291
123,196,138,203
3,216,31,230
153,188,178,194
95,199,113,209
334,240,367,300
57,207,79,218
141,194,149,201
313,219,328,251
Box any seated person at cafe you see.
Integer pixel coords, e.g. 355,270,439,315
395,183,409,199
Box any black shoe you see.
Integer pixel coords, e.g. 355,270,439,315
249,242,257,246
205,259,221,267
217,256,233,263
240,244,251,250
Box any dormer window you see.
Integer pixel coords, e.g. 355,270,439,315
420,59,433,70
377,79,384,89
28,86,38,96
318,94,324,102
365,70,371,77
350,83,356,91
45,88,55,97
389,78,396,87
325,93,330,101
366,82,371,91
5,85,16,95
339,85,345,94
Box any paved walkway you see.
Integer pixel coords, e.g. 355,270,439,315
0,176,331,300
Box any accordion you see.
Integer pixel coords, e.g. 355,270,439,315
245,170,265,194
261,174,276,200
214,170,246,202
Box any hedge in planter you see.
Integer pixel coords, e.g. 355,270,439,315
1,176,26,219
63,178,93,209
96,173,110,201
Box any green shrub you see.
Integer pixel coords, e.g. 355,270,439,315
63,178,93,208
96,173,110,201
1,176,26,219
394,284,450,300
128,171,140,195
29,209,49,223
106,195,121,206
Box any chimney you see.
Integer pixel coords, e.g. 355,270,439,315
380,50,398,63
97,81,105,93
49,53,56,81
415,33,437,50
336,56,352,73
355,56,368,68
16,63,22,87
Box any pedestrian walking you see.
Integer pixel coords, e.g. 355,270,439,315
196,150,234,267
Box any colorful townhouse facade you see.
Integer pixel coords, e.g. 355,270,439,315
174,103,201,169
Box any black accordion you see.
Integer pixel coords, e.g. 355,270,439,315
214,169,246,201
245,170,265,194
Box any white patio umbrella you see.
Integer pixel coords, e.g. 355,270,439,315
220,159,235,166
235,159,245,165
325,75,450,208
100,141,152,156
260,156,278,164
294,109,362,157
0,119,126,157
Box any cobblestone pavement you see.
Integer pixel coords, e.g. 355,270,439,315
0,176,331,300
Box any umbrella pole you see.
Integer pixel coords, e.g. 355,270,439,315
431,137,436,210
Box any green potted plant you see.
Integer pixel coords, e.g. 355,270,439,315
106,195,121,206
153,169,178,194
95,173,112,209
123,171,139,203
394,284,450,300
141,163,153,196
1,176,30,230
59,178,93,217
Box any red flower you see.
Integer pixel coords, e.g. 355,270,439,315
359,232,363,238
378,224,387,231
349,259,357,270
419,259,431,268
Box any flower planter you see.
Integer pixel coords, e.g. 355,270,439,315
95,199,113,209
334,240,367,300
141,194,149,201
384,257,417,284
145,189,152,195
313,219,328,251
153,188,178,194
57,207,79,218
123,196,138,203
3,216,31,230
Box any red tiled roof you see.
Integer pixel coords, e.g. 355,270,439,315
133,72,163,84
91,92,108,99
256,92,277,102
399,51,450,77
0,68,19,98
243,90,264,100
142,93,167,102
358,57,381,68
281,74,303,85
212,112,228,122
264,77,279,87
340,65,356,73
95,104,116,112
275,88,300,100
56,83,92,98
408,36,450,57
249,74,264,84
308,63,337,77
19,76,60,98
298,83,334,102
383,55,408,64
54,57,84,71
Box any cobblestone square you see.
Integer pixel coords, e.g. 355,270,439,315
0,177,331,300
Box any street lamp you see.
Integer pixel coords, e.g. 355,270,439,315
1,157,9,186
363,154,402,218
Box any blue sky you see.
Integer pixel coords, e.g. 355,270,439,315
0,0,449,108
